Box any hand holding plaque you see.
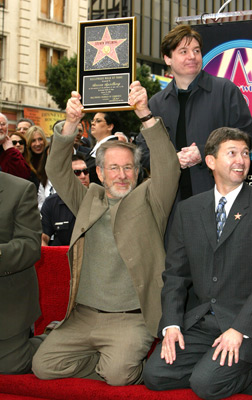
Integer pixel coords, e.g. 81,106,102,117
77,17,136,112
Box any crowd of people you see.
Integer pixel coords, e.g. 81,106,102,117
1,24,252,400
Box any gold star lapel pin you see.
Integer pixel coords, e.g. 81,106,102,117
234,213,242,220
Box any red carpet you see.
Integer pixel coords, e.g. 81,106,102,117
0,374,250,400
34,246,70,335
0,395,49,400
1,247,250,400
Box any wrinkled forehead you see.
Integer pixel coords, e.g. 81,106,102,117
104,146,134,164
72,159,87,169
18,121,31,128
0,115,7,123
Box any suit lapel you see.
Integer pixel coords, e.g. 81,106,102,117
88,195,108,228
200,190,217,251
70,190,108,245
218,183,250,245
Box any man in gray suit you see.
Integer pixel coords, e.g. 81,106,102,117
32,81,180,385
144,127,252,398
0,172,42,374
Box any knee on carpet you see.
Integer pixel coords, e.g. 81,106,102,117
190,369,219,400
32,348,64,380
142,360,160,390
32,353,50,380
0,360,32,375
97,363,143,386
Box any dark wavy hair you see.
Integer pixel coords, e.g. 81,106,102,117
205,127,251,158
161,24,203,58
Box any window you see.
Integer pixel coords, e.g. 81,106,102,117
41,0,65,23
39,46,64,86
0,37,4,80
90,0,130,19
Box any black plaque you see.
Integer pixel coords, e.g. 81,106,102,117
77,17,136,112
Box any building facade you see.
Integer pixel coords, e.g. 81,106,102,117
89,0,252,75
0,0,88,131
1,0,251,132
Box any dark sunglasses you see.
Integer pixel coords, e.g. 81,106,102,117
73,168,89,176
12,140,25,145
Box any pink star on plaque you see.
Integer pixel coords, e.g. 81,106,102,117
88,26,127,66
231,51,252,113
234,213,242,220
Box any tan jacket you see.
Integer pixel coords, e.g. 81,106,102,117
46,118,180,337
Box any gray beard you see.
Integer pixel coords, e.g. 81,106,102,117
103,179,137,199
0,132,7,143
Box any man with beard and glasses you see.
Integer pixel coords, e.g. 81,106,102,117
32,81,180,386
0,113,31,179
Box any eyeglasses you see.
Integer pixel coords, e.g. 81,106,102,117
12,140,25,145
91,118,106,124
0,122,7,127
104,165,135,174
17,127,28,132
73,168,89,176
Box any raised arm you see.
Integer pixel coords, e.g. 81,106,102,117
45,92,87,216
129,80,180,233
128,80,156,128
61,91,84,136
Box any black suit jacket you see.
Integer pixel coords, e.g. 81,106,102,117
160,183,252,362
149,70,252,196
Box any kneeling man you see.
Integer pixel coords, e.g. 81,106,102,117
32,82,180,386
144,126,252,399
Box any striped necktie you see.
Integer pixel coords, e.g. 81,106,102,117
216,197,227,241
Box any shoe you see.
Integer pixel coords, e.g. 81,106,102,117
44,320,60,335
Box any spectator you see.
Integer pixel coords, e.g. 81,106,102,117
0,113,31,179
114,132,129,142
37,145,56,211
143,127,252,398
80,136,91,148
10,131,39,189
84,112,121,184
74,122,91,155
27,126,48,173
9,132,26,154
32,83,180,385
41,154,89,246
89,112,120,155
0,171,44,374
154,25,252,195
16,117,34,135
139,24,252,234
